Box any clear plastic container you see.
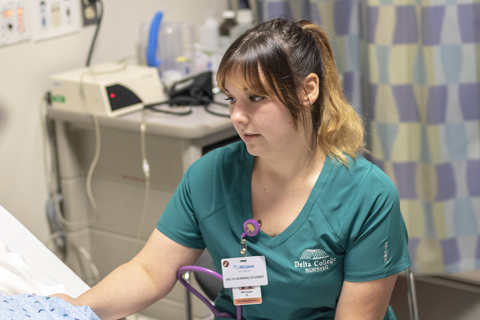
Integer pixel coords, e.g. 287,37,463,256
158,21,195,85
199,8,219,52
229,8,252,43
219,10,237,49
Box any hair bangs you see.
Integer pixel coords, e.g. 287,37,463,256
217,34,286,100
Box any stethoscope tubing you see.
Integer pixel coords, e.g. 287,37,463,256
177,266,242,319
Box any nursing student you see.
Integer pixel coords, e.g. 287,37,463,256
55,17,411,320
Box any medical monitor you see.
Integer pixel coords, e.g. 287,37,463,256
50,63,166,117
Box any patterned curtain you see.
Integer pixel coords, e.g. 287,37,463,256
253,0,480,274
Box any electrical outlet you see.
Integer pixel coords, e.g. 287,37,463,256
81,0,99,26
0,0,31,47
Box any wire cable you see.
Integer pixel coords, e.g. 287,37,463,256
44,231,100,286
133,109,151,257
44,63,129,230
79,61,129,221
85,0,104,67
41,93,100,284
144,103,192,115
204,101,230,118
41,91,99,229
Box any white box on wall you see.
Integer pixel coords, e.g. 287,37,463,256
32,0,81,41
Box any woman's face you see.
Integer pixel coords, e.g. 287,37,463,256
224,72,307,160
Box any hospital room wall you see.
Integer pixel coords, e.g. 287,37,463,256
0,0,227,243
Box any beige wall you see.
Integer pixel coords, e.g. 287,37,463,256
0,0,227,243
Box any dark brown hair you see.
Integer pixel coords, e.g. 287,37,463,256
216,17,365,165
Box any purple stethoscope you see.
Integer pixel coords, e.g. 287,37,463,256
177,219,261,320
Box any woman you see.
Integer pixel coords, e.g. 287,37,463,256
56,18,410,319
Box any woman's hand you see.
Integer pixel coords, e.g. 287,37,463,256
49,293,82,307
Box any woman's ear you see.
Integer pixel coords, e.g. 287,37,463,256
302,73,320,107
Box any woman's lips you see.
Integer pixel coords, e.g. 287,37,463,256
243,133,260,142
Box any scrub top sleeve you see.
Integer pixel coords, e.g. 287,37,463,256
157,163,206,249
343,171,411,282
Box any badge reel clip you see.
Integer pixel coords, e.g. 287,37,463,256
240,219,261,256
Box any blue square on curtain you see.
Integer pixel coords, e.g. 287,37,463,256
359,1,365,41
412,46,427,85
334,0,354,35
267,1,292,20
343,72,355,102
453,198,479,236
393,6,418,44
366,82,378,120
467,160,480,196
392,85,420,122
302,0,321,24
475,236,480,261
445,123,468,160
421,6,445,45
376,123,399,161
441,238,461,271
440,45,462,84
435,163,457,201
459,83,480,120
427,85,447,124
372,158,384,171
393,162,417,199
366,6,379,44
458,3,480,43
408,238,420,269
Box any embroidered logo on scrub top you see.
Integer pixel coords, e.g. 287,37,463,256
294,249,337,273
384,242,388,263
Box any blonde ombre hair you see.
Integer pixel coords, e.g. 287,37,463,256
216,18,365,165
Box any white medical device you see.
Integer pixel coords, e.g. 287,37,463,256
50,63,166,117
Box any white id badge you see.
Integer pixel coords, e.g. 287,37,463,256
221,256,268,288
232,286,262,305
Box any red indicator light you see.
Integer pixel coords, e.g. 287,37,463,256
3,9,13,18
110,93,116,99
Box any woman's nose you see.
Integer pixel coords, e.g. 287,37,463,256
229,102,249,124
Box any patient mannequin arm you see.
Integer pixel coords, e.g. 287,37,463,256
54,229,202,320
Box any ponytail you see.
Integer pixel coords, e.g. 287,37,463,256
299,20,365,165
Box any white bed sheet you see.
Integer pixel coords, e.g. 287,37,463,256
0,204,90,298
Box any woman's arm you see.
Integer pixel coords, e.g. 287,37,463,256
54,229,203,320
334,273,399,320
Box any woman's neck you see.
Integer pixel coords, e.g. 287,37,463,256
253,147,326,186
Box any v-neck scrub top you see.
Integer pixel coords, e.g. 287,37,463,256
157,142,411,320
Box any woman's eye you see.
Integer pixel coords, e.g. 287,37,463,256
249,95,264,102
225,97,236,104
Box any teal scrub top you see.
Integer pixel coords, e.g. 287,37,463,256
157,142,411,320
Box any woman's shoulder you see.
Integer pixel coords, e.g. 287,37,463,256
329,154,397,194
319,154,400,230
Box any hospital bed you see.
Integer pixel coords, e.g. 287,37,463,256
0,204,90,298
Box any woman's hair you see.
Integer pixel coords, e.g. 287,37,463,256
216,17,365,165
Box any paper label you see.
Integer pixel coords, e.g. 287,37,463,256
232,286,262,305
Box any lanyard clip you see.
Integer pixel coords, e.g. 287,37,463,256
240,237,247,257
239,219,261,257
